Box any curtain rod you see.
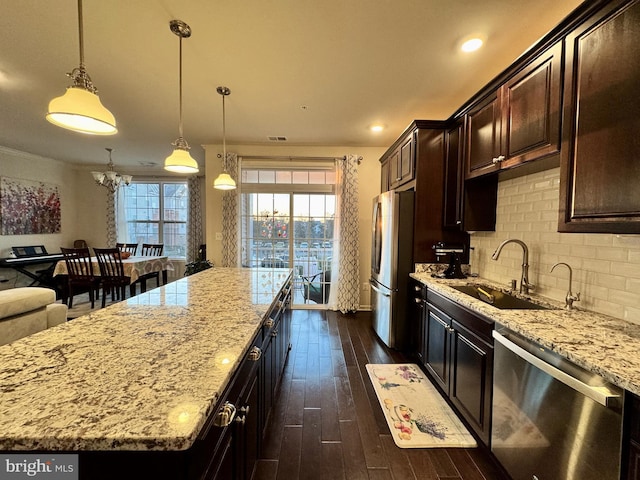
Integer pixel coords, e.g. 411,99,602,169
239,155,362,164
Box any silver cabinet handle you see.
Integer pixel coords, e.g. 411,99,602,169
264,318,275,328
492,157,500,164
493,331,621,408
248,346,262,361
497,155,505,162
213,402,237,427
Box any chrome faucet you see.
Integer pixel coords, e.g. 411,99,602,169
550,262,580,310
491,239,534,295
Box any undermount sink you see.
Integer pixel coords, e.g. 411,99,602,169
451,284,550,310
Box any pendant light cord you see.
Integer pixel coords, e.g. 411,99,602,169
77,0,85,68
222,93,227,172
178,34,184,140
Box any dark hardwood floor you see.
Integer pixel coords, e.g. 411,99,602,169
254,310,508,480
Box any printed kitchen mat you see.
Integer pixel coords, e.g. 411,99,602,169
366,363,477,448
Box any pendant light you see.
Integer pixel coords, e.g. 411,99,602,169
164,20,199,174
213,86,236,190
46,0,117,135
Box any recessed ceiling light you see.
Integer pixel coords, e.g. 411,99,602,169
461,37,484,53
369,124,385,133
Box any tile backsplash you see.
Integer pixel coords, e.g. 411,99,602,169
470,167,640,324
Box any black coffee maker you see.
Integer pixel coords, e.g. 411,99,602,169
432,242,466,279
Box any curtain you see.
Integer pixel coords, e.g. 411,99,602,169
187,176,204,262
115,188,128,243
106,191,116,247
329,154,361,313
220,153,239,267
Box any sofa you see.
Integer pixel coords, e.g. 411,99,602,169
0,287,67,346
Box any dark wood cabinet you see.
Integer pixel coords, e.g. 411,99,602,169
559,0,640,233
625,392,640,479
444,120,498,232
382,132,415,191
420,288,494,446
466,93,502,178
410,279,427,364
380,121,470,263
465,42,562,179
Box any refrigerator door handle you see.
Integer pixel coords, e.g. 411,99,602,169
369,280,391,297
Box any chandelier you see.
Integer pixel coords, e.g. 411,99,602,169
91,148,132,193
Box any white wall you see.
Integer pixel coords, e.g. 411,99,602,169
0,146,81,288
471,167,640,324
204,144,385,309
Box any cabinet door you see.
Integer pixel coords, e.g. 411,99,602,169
450,321,493,446
399,133,414,183
559,0,640,233
237,372,260,480
499,42,562,169
425,305,451,393
388,148,401,188
380,158,390,193
465,93,501,179
443,122,465,229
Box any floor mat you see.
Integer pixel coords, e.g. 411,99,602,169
366,363,477,448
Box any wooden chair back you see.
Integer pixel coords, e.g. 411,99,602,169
94,248,126,279
141,243,164,256
61,247,94,278
60,247,98,308
94,248,131,308
116,243,138,255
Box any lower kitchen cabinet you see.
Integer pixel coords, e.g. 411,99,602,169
625,392,640,479
419,288,494,446
198,278,293,480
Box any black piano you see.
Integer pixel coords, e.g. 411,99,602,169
0,245,64,290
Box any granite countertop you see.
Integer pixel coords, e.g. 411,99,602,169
411,271,640,397
0,267,291,452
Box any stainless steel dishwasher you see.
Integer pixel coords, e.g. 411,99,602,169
491,326,623,480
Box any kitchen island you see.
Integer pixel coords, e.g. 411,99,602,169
0,267,292,479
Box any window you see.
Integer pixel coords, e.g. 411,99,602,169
122,181,188,258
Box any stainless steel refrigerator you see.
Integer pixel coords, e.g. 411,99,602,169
369,190,414,350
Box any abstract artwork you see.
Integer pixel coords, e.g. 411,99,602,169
0,177,61,235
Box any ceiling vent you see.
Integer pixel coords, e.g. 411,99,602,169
268,136,288,142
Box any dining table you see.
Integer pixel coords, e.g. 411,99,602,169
53,255,171,297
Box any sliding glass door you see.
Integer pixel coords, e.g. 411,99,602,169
240,192,335,307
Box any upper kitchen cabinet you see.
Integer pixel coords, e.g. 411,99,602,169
380,121,470,263
381,131,415,191
559,0,640,233
444,120,498,231
465,42,563,179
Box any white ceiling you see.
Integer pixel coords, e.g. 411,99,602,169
0,0,583,173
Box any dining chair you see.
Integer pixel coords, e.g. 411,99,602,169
60,247,100,309
139,243,164,288
116,243,138,256
94,248,131,308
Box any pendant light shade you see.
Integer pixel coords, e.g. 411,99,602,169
213,172,236,190
46,0,117,135
213,86,236,190
164,20,198,174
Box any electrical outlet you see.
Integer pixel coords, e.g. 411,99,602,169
215,232,223,241
362,282,369,291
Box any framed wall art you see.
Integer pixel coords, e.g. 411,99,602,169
0,177,61,235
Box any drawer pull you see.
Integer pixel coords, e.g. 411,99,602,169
213,402,236,428
248,346,262,361
264,318,275,328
